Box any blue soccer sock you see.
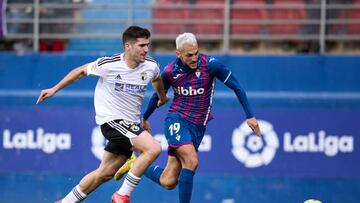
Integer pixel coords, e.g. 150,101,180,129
178,168,195,203
144,165,164,185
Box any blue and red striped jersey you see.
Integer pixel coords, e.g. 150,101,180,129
163,54,216,125
144,53,253,126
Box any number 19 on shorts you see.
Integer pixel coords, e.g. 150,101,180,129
168,123,180,135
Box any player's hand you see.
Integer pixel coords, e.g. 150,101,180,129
246,117,261,136
142,118,152,133
157,95,169,107
36,88,56,104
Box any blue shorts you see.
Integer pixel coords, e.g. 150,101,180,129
163,114,206,156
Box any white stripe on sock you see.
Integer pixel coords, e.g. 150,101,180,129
61,185,87,203
117,171,141,196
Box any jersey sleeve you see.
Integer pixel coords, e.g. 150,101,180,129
160,66,172,92
143,66,172,120
207,57,232,83
86,57,109,77
208,57,254,118
151,63,161,81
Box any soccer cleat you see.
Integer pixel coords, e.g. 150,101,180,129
114,154,137,180
111,192,130,203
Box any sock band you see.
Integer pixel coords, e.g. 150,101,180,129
61,184,87,203
178,168,195,203
118,171,141,196
144,165,164,184
126,171,141,186
72,185,86,201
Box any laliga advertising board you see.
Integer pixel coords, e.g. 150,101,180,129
0,107,358,177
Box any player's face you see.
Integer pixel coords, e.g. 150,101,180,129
177,44,199,70
125,37,150,63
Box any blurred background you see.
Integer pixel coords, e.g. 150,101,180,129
0,0,359,203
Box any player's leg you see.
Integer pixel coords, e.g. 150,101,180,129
174,144,198,203
144,115,183,188
60,151,127,203
145,155,182,189
143,144,197,203
114,153,137,180
115,130,161,197
80,151,127,193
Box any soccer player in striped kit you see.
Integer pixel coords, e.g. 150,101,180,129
117,33,262,203
36,26,168,203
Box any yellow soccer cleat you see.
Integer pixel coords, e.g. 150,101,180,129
114,154,137,180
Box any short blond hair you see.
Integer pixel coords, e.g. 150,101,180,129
176,33,198,50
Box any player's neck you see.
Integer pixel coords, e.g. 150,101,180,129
123,54,140,69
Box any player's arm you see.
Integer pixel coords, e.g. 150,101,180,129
151,75,169,107
223,75,261,136
208,58,261,136
36,64,89,104
142,71,171,132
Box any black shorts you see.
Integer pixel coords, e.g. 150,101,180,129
100,119,144,158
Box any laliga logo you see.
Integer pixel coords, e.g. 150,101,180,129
232,120,279,168
2,128,71,154
91,126,107,160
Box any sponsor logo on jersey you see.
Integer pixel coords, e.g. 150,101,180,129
115,83,125,91
115,82,146,94
175,86,205,96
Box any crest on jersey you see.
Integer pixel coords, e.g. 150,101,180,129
140,72,147,81
195,69,200,78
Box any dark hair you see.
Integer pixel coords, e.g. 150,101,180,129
122,26,151,45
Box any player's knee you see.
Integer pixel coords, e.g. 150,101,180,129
183,157,198,170
153,142,162,155
162,179,178,190
145,141,161,159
